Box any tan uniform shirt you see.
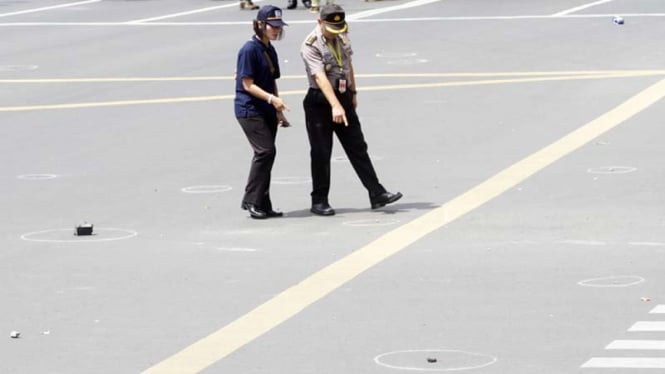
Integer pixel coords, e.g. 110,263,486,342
300,26,353,89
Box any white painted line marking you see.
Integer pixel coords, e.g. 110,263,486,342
1,13,665,26
650,305,665,314
552,0,616,16
127,2,257,24
142,79,665,374
582,357,665,369
606,340,665,350
628,321,665,332
348,0,441,20
0,0,101,18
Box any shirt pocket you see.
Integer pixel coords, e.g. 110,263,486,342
322,51,335,66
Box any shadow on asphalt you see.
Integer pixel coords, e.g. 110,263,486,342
282,202,440,218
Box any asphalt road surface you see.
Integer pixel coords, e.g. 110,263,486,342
1,0,664,373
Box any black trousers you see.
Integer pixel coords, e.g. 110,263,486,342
237,114,278,210
303,88,386,204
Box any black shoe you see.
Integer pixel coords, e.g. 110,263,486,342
267,209,283,218
370,191,402,209
303,0,311,8
311,202,335,216
245,204,267,219
286,2,297,9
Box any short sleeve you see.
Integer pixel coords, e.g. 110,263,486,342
301,43,324,77
236,44,256,80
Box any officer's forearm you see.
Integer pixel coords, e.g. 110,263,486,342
314,72,342,108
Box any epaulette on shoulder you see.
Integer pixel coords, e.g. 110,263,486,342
305,34,317,46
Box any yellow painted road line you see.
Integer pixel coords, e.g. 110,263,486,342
0,72,658,112
143,77,665,373
1,70,664,83
356,72,659,92
0,76,237,83
0,95,235,112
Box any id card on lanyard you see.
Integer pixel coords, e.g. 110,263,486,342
338,78,347,93
327,38,346,93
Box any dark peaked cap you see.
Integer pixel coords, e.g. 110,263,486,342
320,4,348,34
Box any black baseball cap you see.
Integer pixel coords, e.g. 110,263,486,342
320,4,347,34
257,5,288,27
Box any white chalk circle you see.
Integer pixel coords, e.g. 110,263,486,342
272,176,310,185
375,349,497,372
578,275,645,288
0,64,39,72
344,219,400,227
333,155,383,162
21,228,138,243
557,239,606,246
17,174,58,180
376,52,417,58
628,242,665,247
587,166,636,174
181,185,232,194
387,59,430,65
216,247,258,252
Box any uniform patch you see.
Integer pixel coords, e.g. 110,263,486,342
306,34,317,46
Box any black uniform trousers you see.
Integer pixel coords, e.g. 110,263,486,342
303,88,386,204
237,114,278,211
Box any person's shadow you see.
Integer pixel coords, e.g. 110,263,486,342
282,201,439,218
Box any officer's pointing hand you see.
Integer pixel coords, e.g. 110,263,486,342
332,104,348,127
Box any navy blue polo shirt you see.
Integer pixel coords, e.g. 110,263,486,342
234,36,281,118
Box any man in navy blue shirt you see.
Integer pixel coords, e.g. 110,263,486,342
234,5,290,219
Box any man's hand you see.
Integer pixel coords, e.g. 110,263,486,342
332,104,348,127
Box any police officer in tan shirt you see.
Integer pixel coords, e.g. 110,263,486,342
300,5,402,216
